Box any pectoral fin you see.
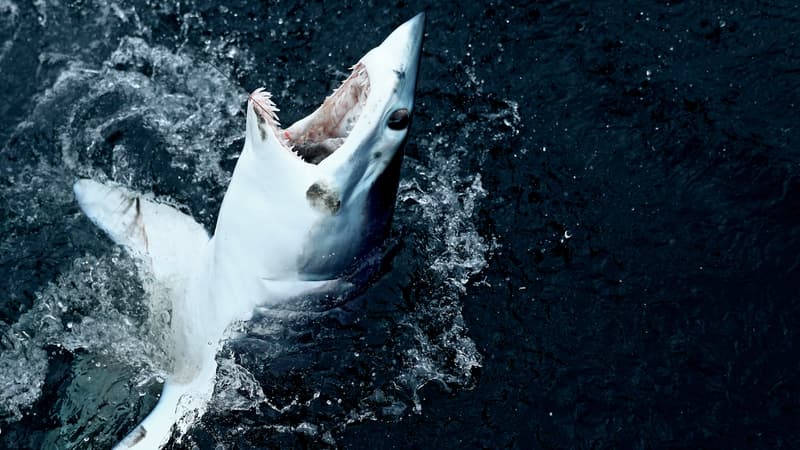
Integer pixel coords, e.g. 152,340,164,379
73,179,210,283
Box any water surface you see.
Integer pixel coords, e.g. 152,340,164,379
1,1,798,449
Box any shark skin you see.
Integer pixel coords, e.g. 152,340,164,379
73,13,425,449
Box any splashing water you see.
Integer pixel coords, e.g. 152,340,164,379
0,20,492,450
183,137,494,447
0,250,168,423
396,147,491,412
0,35,244,446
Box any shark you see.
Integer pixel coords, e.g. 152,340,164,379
72,13,425,449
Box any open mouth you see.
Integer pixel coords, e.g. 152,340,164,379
249,62,370,165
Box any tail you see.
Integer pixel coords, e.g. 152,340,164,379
73,179,218,449
114,360,218,449
114,383,184,449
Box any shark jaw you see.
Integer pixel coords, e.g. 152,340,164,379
249,12,425,168
78,13,426,449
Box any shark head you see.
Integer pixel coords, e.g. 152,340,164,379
213,13,425,286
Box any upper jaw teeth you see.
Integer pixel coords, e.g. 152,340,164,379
249,62,370,165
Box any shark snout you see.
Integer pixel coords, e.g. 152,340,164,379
375,12,425,102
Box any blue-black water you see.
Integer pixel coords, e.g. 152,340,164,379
1,1,798,449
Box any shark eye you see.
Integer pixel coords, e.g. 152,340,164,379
387,108,410,130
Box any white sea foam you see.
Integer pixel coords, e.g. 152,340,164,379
0,35,245,431
212,137,495,446
0,250,169,423
0,16,495,448
214,355,267,412
395,144,493,412
36,36,245,186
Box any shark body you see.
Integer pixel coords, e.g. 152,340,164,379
73,13,425,449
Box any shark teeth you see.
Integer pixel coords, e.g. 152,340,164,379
248,62,370,165
249,88,280,125
248,88,297,154
280,62,370,164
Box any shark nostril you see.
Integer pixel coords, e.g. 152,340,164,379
387,108,410,130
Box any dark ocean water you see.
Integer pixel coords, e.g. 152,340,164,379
1,1,799,449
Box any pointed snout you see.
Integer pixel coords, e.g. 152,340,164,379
387,12,425,52
381,13,425,52
377,12,426,103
